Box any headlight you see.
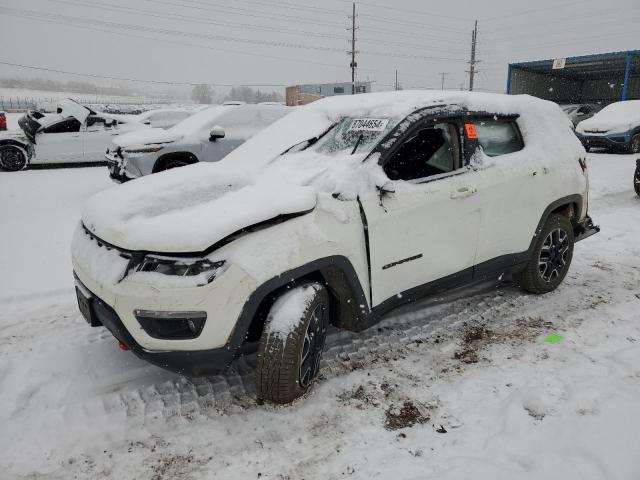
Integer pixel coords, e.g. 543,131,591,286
124,146,164,154
133,255,226,284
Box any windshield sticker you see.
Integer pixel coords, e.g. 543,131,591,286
348,118,389,132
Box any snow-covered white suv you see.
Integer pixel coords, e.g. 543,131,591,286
72,91,599,404
105,103,290,182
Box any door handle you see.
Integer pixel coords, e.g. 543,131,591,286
450,186,477,199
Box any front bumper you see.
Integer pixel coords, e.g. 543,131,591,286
574,215,600,243
75,276,237,375
577,132,631,151
105,149,141,182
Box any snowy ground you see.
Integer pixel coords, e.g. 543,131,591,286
1,154,639,479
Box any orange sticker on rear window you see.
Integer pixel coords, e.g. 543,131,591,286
464,123,478,139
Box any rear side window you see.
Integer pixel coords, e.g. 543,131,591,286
475,120,523,157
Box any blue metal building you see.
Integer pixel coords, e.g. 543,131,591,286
507,50,639,104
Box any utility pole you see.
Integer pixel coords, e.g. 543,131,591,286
439,72,448,90
347,2,358,95
467,20,479,91
395,69,398,91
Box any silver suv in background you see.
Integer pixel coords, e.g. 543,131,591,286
106,103,290,181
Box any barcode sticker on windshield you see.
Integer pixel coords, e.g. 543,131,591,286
348,118,389,132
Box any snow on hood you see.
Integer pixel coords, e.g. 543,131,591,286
83,165,317,252
112,127,183,148
82,90,578,253
576,100,640,133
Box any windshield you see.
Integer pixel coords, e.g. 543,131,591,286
309,116,398,156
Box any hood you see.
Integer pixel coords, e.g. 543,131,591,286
112,127,183,148
82,163,317,253
58,99,91,124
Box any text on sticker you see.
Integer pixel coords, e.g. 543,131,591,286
348,118,390,132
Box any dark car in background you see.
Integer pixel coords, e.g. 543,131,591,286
561,103,604,127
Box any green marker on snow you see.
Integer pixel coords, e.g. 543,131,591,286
544,333,565,344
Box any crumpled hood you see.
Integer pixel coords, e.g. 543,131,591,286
82,162,317,253
112,128,183,148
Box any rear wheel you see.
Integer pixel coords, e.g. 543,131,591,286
0,145,27,171
516,214,574,294
256,283,330,404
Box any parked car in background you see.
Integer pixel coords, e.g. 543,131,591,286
0,99,147,171
72,91,598,404
575,100,640,153
105,103,290,182
118,108,193,129
561,103,603,126
0,111,6,131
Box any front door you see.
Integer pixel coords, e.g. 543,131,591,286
34,117,84,164
361,120,482,307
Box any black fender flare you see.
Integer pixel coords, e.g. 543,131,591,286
527,194,583,253
231,255,371,352
152,152,199,173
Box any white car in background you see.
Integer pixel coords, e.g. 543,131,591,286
115,108,193,130
72,91,598,404
105,102,290,182
0,99,147,171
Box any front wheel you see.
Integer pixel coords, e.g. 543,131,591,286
516,214,574,294
256,283,330,404
160,159,189,171
0,145,27,171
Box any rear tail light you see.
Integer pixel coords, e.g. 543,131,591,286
578,157,587,172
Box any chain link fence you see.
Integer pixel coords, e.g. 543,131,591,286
0,95,176,112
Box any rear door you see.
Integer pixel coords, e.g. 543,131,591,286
360,117,482,307
466,116,553,275
83,116,120,161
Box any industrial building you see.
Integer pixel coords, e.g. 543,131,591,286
507,50,639,104
286,81,371,106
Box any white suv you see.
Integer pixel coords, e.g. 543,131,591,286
72,91,599,404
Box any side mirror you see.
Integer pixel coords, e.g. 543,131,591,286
378,181,396,196
209,126,225,141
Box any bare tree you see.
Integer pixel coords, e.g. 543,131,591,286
191,84,214,104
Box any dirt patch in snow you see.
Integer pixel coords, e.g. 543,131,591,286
384,400,430,430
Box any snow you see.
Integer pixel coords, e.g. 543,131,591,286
576,100,640,134
1,152,639,479
265,283,320,339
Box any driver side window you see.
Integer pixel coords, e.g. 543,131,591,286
43,118,81,134
384,122,459,181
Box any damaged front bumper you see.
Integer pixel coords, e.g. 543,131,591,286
105,148,134,183
574,215,600,243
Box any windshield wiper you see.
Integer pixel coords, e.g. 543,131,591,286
351,133,364,155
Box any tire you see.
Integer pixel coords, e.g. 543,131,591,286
256,283,330,404
630,134,640,154
0,145,27,171
516,214,574,294
634,161,640,197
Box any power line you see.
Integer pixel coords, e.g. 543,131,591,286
0,60,287,87
3,7,467,62
42,0,469,55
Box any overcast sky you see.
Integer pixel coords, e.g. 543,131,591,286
0,0,638,96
